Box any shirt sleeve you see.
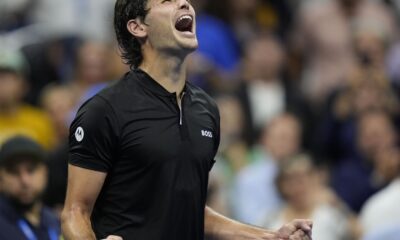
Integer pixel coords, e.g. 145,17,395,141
69,96,120,172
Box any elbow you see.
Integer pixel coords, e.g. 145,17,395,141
60,204,95,240
61,204,90,227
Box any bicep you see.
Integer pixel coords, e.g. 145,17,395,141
64,164,107,213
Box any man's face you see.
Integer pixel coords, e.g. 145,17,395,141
358,113,396,158
0,159,47,207
0,72,25,108
143,0,198,55
263,116,301,161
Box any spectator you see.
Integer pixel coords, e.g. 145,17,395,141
66,41,112,123
291,0,395,109
362,223,400,240
314,67,399,163
42,142,69,217
30,0,115,42
186,0,240,93
193,0,240,73
38,84,73,214
0,136,60,240
20,39,72,105
353,18,393,71
263,154,354,240
359,146,400,237
0,50,56,149
232,113,302,225
236,33,307,145
40,84,74,147
207,95,248,217
0,0,33,32
331,110,398,212
224,0,278,46
39,85,73,215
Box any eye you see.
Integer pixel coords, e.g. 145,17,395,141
161,0,171,3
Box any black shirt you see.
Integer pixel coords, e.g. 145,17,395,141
69,69,220,240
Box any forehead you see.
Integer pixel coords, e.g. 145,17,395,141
2,159,42,173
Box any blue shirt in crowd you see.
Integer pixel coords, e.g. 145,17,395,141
0,195,60,240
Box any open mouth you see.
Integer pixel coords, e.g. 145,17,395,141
175,14,193,33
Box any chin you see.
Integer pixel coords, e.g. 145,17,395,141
11,197,37,211
178,38,198,53
184,41,199,52
19,196,36,205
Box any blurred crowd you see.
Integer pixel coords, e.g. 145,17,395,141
1,0,400,239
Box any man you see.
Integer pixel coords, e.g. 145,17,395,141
360,145,400,238
331,110,397,212
0,50,56,149
233,113,302,225
61,0,312,239
0,136,60,240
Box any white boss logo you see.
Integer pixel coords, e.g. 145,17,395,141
201,130,213,138
75,127,84,142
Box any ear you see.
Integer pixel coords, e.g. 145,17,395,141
127,18,148,39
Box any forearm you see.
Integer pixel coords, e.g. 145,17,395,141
61,206,96,240
204,206,276,240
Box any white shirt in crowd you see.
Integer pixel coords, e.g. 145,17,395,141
360,178,400,237
263,204,350,240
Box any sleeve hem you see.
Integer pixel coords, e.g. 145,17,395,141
68,161,109,173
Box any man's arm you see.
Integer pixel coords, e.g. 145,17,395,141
61,165,107,240
205,207,312,240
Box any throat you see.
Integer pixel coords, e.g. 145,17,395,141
23,202,42,227
139,54,187,95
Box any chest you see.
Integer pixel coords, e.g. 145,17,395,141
116,97,217,170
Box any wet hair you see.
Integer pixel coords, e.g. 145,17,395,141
114,0,149,69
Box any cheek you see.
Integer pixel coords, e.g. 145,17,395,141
32,172,48,192
280,181,293,198
146,10,174,39
0,176,20,193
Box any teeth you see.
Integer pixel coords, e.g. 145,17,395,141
178,15,192,22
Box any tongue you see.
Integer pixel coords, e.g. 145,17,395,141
175,18,192,32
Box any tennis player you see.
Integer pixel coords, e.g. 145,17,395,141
61,0,312,239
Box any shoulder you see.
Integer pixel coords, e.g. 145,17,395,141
71,93,121,139
0,216,25,240
76,73,136,117
20,105,51,120
313,204,347,222
91,70,141,101
0,196,11,215
236,161,270,186
75,94,116,121
361,179,400,217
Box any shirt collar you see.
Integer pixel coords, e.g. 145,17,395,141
133,68,188,97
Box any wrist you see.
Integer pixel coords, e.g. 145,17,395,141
234,224,276,240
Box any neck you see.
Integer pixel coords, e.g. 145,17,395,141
24,202,42,227
140,49,188,97
285,203,314,220
0,103,19,115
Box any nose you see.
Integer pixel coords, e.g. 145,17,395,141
178,0,190,10
19,169,32,187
